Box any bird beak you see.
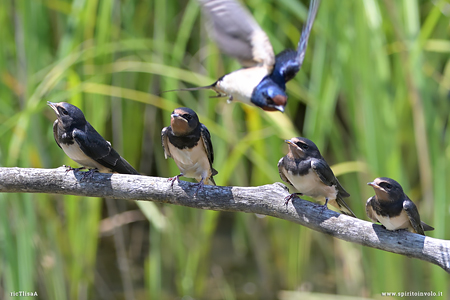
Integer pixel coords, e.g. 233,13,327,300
368,181,381,190
171,113,187,122
47,101,59,116
284,139,303,152
273,105,285,113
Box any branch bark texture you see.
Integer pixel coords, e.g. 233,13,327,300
1,167,449,273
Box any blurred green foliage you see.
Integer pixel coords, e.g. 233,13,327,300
0,0,449,299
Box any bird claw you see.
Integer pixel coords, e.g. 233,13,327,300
320,199,330,213
193,181,205,198
168,174,182,189
64,165,85,175
284,193,302,206
80,168,98,181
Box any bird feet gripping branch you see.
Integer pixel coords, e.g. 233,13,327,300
168,174,183,189
284,193,303,206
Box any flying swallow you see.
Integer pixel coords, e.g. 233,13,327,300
278,137,356,217
164,0,320,113
48,102,140,176
161,107,218,196
366,177,434,235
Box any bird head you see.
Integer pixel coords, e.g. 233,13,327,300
284,137,321,159
367,177,404,203
47,102,87,130
251,76,287,113
170,107,200,136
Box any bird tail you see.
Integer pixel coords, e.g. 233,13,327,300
421,221,434,232
161,85,214,94
117,157,140,175
207,177,216,186
296,0,321,66
205,168,218,186
335,195,357,218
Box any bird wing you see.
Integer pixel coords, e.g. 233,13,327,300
403,198,425,235
365,196,379,223
277,157,293,186
72,124,139,175
52,120,62,149
161,126,172,159
200,124,218,176
311,158,350,197
272,0,320,83
198,0,274,68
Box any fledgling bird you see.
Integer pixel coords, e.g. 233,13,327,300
164,0,320,113
48,102,140,176
278,137,356,217
161,107,218,196
366,177,434,235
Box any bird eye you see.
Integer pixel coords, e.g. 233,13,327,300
184,114,192,120
299,143,309,150
60,108,69,115
381,182,392,189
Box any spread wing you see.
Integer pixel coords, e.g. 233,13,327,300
161,126,172,159
277,157,293,186
311,159,350,197
403,199,425,235
198,0,274,68
52,120,62,149
200,124,218,176
72,124,139,175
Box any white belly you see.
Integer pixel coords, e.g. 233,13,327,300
168,143,210,182
284,168,337,201
376,211,411,231
60,143,110,172
215,67,269,105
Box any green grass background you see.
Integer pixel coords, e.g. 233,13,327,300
0,0,449,299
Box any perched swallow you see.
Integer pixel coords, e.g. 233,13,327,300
164,0,320,113
366,177,434,235
278,137,356,217
48,102,139,176
161,107,218,195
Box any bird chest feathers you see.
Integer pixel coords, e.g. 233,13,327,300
168,142,210,179
375,210,411,231
215,67,269,104
284,168,338,200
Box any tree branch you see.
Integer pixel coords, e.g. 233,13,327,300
1,167,449,273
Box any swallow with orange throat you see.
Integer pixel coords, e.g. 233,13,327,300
161,107,218,196
367,177,434,235
278,137,356,217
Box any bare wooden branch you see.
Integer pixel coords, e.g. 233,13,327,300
1,167,449,273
